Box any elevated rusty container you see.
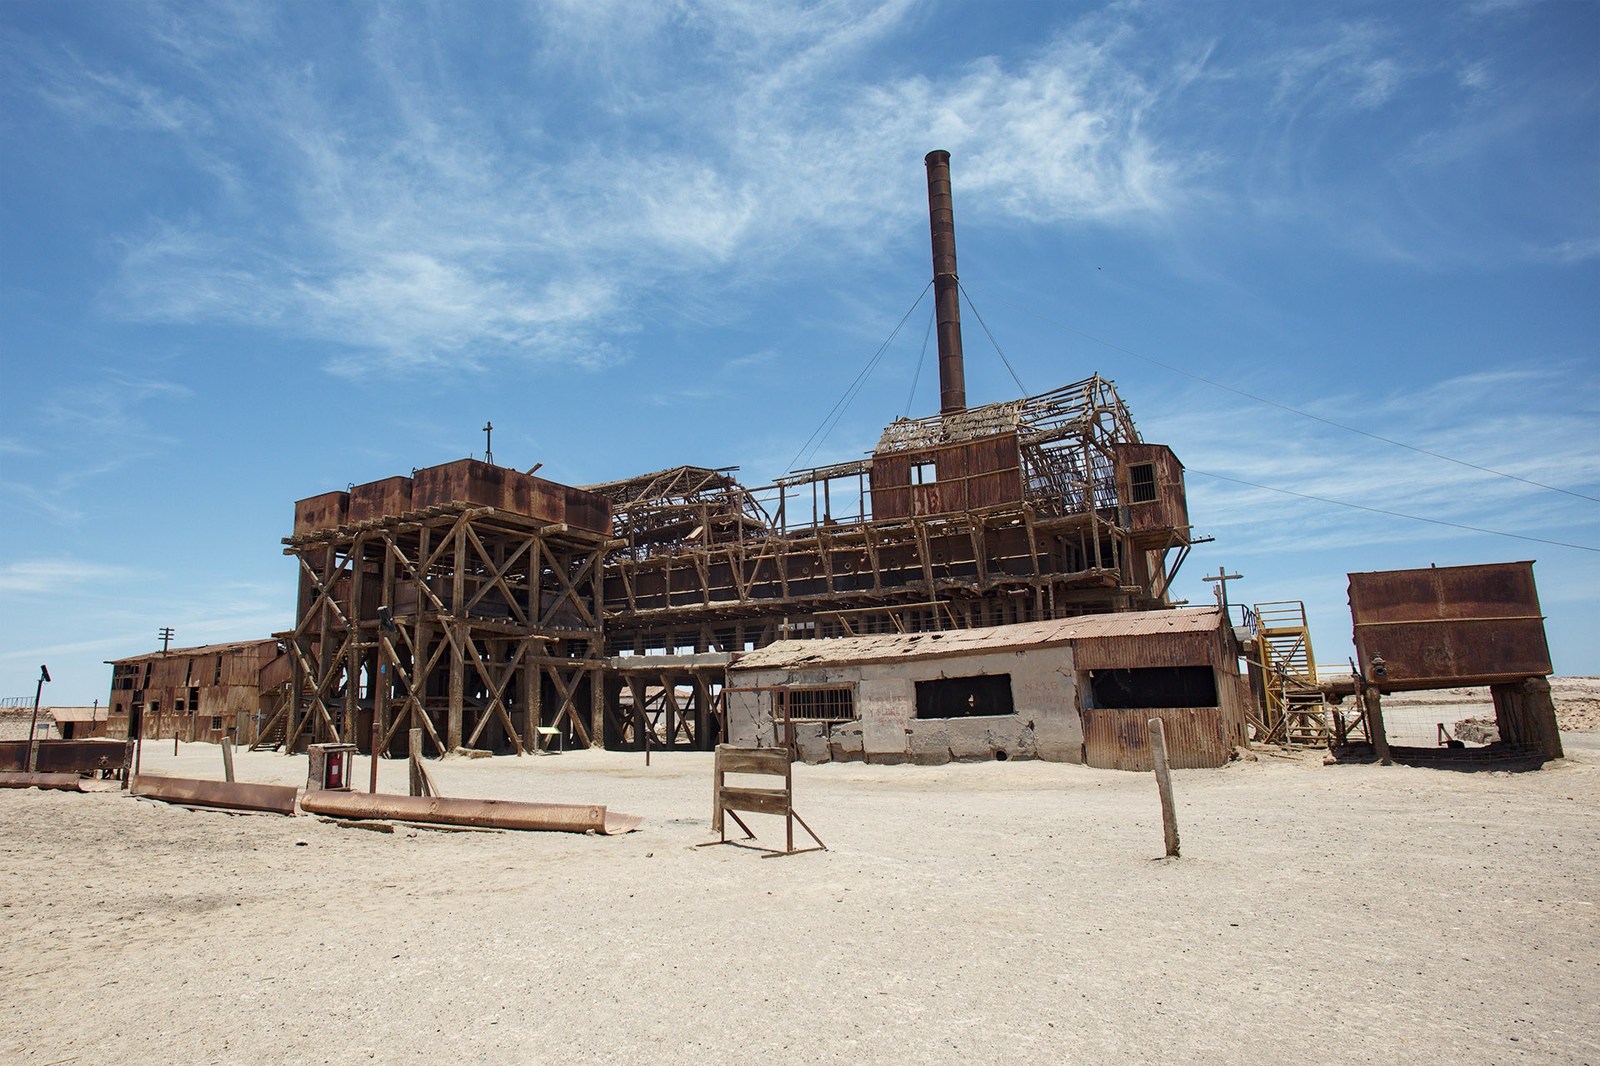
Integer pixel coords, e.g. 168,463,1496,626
411,459,612,535
1348,561,1552,690
346,476,414,524
293,490,350,535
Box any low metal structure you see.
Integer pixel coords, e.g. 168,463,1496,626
1342,561,1561,763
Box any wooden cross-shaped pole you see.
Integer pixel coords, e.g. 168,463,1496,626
483,421,494,466
1202,567,1242,610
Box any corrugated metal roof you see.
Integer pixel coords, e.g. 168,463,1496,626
732,608,1224,671
48,706,107,723
107,638,281,665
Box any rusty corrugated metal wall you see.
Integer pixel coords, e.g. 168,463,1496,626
1349,561,1552,687
1082,707,1230,771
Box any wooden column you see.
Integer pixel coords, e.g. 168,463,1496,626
448,526,466,752
1364,686,1392,766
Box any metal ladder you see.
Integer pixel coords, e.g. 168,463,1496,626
1253,601,1328,746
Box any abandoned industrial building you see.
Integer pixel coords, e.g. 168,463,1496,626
100,152,1566,773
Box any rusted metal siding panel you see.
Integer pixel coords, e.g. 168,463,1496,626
408,459,613,534
347,476,414,523
869,454,912,520
869,434,1023,520
1082,707,1229,771
294,491,350,535
1114,443,1189,546
1072,631,1214,671
1349,561,1552,688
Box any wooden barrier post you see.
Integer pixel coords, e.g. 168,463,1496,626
1149,718,1180,858
1363,687,1392,766
220,736,235,783
409,728,424,797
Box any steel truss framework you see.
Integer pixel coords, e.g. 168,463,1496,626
273,504,611,756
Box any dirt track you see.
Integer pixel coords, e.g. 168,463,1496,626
2,733,1596,1065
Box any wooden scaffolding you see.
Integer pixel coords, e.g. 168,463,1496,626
272,502,611,756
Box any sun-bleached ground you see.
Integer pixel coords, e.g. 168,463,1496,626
3,715,1597,1066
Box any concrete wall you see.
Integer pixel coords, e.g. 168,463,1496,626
727,645,1083,765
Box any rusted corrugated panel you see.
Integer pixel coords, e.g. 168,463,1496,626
1349,561,1552,688
1082,707,1229,771
294,491,350,535
733,609,1224,670
869,454,912,520
347,476,414,523
409,459,613,534
1073,630,1215,671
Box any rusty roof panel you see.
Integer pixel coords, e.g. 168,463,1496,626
733,608,1223,670
1348,561,1552,688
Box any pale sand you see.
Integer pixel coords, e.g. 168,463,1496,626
2,730,1597,1065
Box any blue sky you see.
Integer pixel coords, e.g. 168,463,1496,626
2,0,1596,705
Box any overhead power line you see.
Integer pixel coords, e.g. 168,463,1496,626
982,291,1600,505
957,281,1028,397
1191,468,1600,553
789,281,932,473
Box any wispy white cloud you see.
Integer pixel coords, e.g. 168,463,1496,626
0,559,147,596
20,1,1194,377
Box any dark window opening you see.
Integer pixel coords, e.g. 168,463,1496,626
916,674,1014,719
189,686,200,708
174,700,186,712
1129,463,1158,504
214,655,223,685
778,687,856,722
1088,667,1216,709
211,716,223,730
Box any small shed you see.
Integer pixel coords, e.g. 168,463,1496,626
49,706,109,740
726,608,1248,769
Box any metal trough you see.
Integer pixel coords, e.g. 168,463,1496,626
131,774,299,816
0,771,86,792
298,790,641,834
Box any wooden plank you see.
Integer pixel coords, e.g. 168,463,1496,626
717,787,791,817
716,747,790,776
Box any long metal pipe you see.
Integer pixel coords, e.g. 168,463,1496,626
131,774,300,816
925,149,966,416
299,789,641,835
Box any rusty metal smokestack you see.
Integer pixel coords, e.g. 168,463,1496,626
925,149,966,416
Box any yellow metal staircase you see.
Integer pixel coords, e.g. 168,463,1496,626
1252,601,1328,746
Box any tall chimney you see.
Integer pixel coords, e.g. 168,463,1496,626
925,149,966,416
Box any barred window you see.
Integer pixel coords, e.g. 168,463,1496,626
776,687,856,722
1129,463,1158,504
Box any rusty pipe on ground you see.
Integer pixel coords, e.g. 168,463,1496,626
131,774,299,816
299,790,641,835
0,771,85,791
925,149,966,416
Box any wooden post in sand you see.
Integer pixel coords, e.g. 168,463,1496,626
220,736,235,783
1148,718,1180,858
1364,686,1392,766
409,728,424,797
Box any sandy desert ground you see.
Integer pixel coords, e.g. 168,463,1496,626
2,688,1597,1065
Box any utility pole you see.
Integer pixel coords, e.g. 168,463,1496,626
24,664,50,772
159,627,175,654
1202,567,1243,612
483,421,494,466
